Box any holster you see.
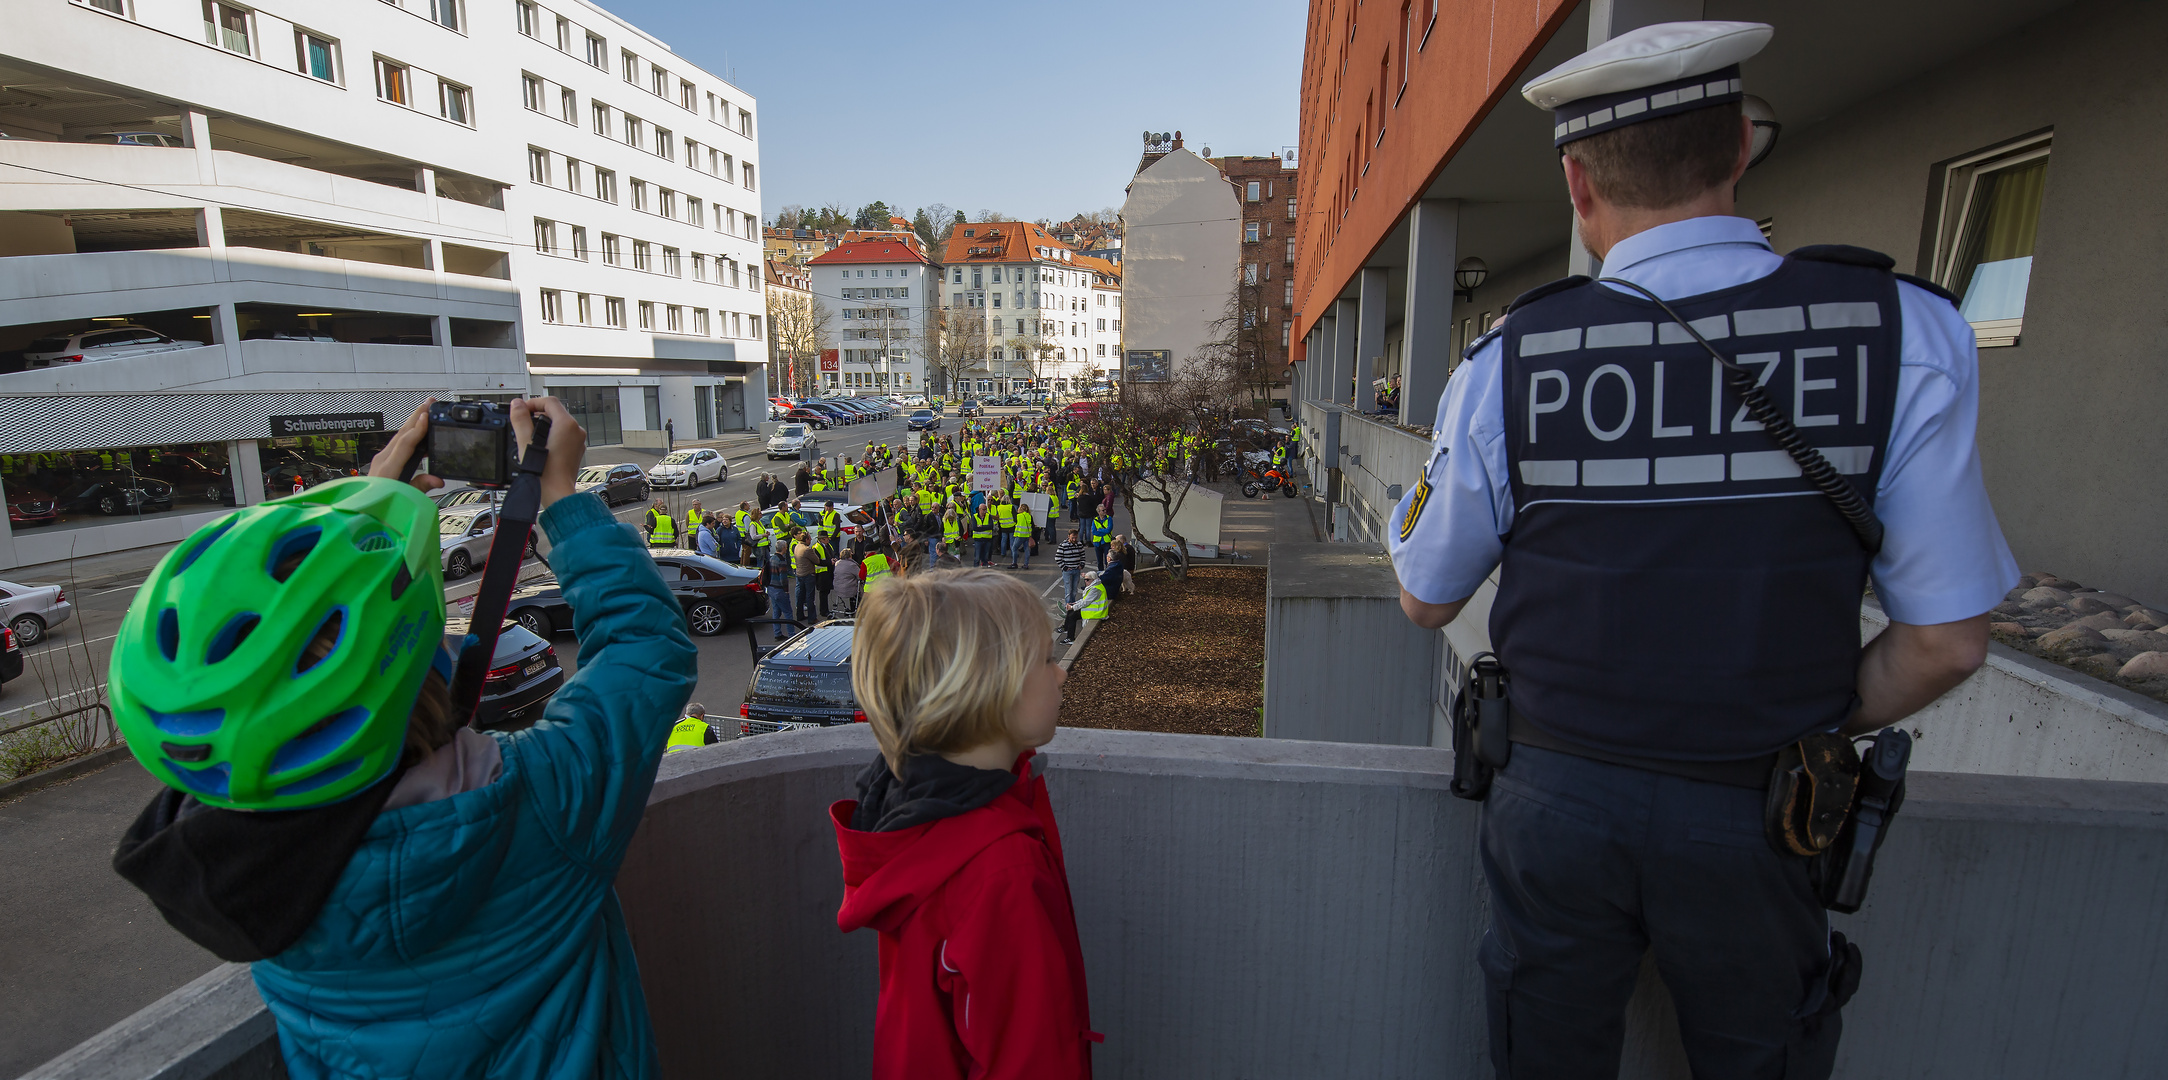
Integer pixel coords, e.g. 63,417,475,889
1449,653,1513,801
1763,727,1913,913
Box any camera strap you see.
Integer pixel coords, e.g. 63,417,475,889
451,437,549,727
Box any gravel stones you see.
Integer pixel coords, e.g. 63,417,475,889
2070,612,2130,633
2067,595,2121,616
2037,624,2108,653
2001,573,2168,702
2120,652,2168,680
2126,609,2168,630
2022,586,2073,605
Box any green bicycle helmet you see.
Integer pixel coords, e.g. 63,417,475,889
112,476,447,810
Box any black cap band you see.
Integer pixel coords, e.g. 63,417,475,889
1552,64,1742,146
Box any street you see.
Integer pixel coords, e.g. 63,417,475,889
0,406,1085,1075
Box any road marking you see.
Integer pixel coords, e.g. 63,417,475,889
0,687,106,723
28,632,119,656
88,583,142,596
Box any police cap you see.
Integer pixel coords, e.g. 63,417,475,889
1521,21,1772,147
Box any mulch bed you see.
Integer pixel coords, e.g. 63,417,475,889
1059,565,1266,737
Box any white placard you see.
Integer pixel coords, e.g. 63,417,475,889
970,456,1003,493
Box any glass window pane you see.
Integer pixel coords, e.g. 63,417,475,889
1953,157,2048,324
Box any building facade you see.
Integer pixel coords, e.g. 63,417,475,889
937,221,1113,397
1292,0,2168,608
1119,146,1241,385
763,226,836,267
508,0,766,444
764,258,816,399
0,0,526,568
1214,154,1300,402
807,239,934,394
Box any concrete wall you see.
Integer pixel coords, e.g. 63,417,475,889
1731,0,2168,608
1120,149,1241,374
1264,543,1437,745
36,725,2168,1080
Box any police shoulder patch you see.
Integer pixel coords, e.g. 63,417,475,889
1398,472,1434,543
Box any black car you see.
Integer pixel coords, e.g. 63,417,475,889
905,409,941,432
576,463,650,506
1,624,22,688
442,618,563,729
505,550,764,638
739,621,861,736
958,399,983,418
54,473,174,515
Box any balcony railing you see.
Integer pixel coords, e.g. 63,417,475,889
26,725,2168,1079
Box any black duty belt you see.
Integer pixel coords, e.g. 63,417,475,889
1508,713,1776,790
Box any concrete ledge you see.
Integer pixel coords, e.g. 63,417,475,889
19,962,277,1080
0,743,132,804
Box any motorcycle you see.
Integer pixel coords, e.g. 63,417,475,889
1241,466,1299,499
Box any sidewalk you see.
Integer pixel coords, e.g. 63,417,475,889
1214,481,1323,562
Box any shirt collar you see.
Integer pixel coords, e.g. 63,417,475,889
1600,215,1770,277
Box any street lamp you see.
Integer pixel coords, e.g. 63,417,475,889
1454,257,1488,302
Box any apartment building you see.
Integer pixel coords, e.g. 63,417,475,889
1120,141,1240,386
806,239,934,394
1213,153,1299,401
0,0,525,568
764,257,817,398
763,226,837,267
938,221,1114,397
508,0,766,443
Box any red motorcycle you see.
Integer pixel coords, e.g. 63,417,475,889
1241,465,1299,499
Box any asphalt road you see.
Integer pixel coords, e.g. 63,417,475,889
0,407,1091,1074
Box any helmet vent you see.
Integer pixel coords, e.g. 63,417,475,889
161,741,212,763
295,608,346,676
206,614,260,664
146,707,223,736
271,706,370,775
268,528,322,583
354,530,396,553
390,561,416,600
156,608,180,662
174,518,237,575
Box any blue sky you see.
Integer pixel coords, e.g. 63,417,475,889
602,0,1308,225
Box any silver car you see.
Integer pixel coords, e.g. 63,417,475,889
766,424,819,460
0,578,74,647
438,506,523,581
647,448,728,489
22,326,205,366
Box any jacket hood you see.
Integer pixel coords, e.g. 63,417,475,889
832,750,1041,936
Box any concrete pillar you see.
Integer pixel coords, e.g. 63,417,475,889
1357,267,1389,414
1329,299,1357,407
183,109,215,183
226,440,265,507
1402,199,1458,431
1567,0,1707,279
417,166,437,200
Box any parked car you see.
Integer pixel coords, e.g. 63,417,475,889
504,550,764,638
958,399,983,418
899,395,929,407
54,473,173,516
799,400,857,426
781,407,833,429
648,447,728,489
135,453,231,503
82,131,189,147
1,625,21,689
739,621,863,736
0,578,74,647
441,617,563,730
22,326,206,367
432,487,505,512
438,504,530,581
767,424,820,460
795,492,877,543
3,479,59,528
906,409,941,432
575,463,650,506
1059,400,1111,423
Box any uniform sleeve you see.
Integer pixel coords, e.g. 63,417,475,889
1868,283,2021,625
1386,337,1515,605
510,493,699,867
943,863,1089,1078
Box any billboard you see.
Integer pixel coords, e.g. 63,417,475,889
1124,349,1171,383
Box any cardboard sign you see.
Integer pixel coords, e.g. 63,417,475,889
906,432,922,453
847,474,892,506
971,456,1004,493
1019,492,1052,522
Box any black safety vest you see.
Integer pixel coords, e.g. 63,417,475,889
1493,252,1900,762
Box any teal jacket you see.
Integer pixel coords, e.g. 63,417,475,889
250,493,698,1079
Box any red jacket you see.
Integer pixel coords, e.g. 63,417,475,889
831,751,1096,1079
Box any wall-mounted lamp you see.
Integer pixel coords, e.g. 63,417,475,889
1744,95,1782,168
1454,256,1488,302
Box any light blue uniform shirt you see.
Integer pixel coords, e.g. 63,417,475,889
1387,215,2018,626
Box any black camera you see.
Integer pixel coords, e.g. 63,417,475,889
425,401,546,488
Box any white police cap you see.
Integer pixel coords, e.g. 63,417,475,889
1521,21,1772,147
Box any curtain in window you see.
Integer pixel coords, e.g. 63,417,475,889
1954,157,2048,323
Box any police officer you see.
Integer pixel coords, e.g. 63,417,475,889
1385,22,2017,1079
665,704,717,753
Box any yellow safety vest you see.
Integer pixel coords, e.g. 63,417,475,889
822,508,840,536
943,516,962,542
863,553,892,588
1080,583,1110,620
971,511,994,539
665,717,711,753
1012,507,1034,537
647,510,678,545
994,502,1014,529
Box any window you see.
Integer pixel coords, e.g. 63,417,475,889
515,0,536,36
604,296,625,326
743,216,756,240
540,288,563,323
1096,318,1106,331
1282,322,1292,347
295,31,336,82
638,301,654,329
533,218,555,254
693,308,709,334
621,50,638,83
374,58,410,105
586,33,607,69
592,101,610,135
662,247,680,276
1287,196,1297,221
719,152,735,181
624,115,643,146
686,197,702,227
1932,135,2052,347
527,147,550,185
665,305,683,332
555,16,571,50
560,87,577,123
740,163,755,190
633,240,651,271
576,293,592,323
738,109,753,137
650,66,668,97
1245,222,1261,243
1284,279,1294,306
691,253,706,280
679,79,696,110
601,233,621,265
953,267,963,284
1286,236,1296,264
523,74,545,111
685,137,699,168
203,1,251,55
732,312,743,336
439,81,471,125
430,0,460,32
658,189,675,218
593,168,616,202
630,179,648,211
1246,180,1261,202
655,127,673,159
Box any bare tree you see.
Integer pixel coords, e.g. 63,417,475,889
934,306,989,398
857,300,914,393
1064,368,1240,580
1199,264,1284,413
767,286,832,397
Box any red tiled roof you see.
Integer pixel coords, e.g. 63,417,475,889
940,221,1077,265
807,240,934,266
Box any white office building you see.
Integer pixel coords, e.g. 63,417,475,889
807,238,934,394
506,0,766,444
0,0,762,570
